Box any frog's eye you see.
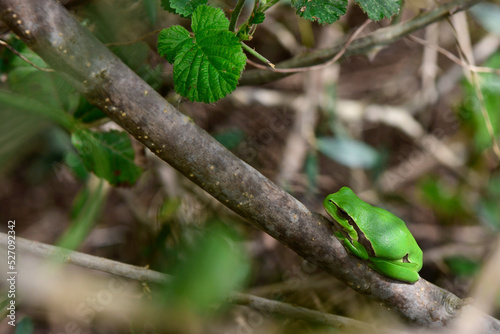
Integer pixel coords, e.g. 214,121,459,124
337,208,349,218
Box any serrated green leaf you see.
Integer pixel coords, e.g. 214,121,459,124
158,5,246,103
174,31,245,102
355,0,400,21
158,26,192,63
291,0,347,25
160,0,175,13
191,4,229,31
250,12,265,25
161,0,207,17
71,129,142,186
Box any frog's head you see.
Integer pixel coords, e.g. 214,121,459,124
323,187,360,240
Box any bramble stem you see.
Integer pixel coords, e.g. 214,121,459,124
241,42,275,69
229,0,246,32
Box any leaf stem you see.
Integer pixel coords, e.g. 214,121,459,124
229,0,246,32
241,42,275,69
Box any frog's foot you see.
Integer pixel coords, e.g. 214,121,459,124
368,257,420,283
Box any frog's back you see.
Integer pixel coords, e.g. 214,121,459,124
363,206,419,260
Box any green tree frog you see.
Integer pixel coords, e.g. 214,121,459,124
324,187,423,283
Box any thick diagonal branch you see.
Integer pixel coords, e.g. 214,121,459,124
0,0,497,330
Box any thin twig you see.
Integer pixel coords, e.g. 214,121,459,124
0,39,54,72
247,19,371,73
408,35,500,75
0,233,169,283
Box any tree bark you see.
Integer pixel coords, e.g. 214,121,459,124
0,0,497,330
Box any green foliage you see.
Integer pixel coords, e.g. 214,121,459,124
444,256,480,278
249,12,265,25
291,0,347,25
161,224,250,313
73,96,106,124
156,0,401,102
161,0,207,17
459,53,500,152
317,136,380,169
418,177,468,220
57,180,107,250
355,0,401,21
158,5,246,103
71,129,142,186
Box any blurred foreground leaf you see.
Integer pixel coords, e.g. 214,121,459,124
57,178,107,250
162,224,250,313
0,107,48,174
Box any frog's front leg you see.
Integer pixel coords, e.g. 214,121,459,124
368,257,420,283
334,231,369,260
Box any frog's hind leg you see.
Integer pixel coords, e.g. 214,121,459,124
368,257,420,283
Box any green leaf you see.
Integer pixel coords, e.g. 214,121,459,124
444,256,480,278
163,224,250,313
249,12,265,25
160,0,207,17
191,4,229,31
291,0,347,25
355,0,401,21
73,96,106,123
0,90,74,130
158,5,246,103
158,26,192,64
57,179,107,250
71,129,142,186
317,136,379,169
